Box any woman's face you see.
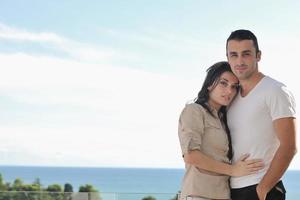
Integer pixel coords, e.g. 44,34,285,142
208,71,239,110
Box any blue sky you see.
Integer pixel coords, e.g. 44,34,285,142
0,1,299,169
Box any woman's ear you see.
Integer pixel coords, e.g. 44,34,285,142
207,85,212,91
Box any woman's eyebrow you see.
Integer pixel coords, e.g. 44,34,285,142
220,78,239,85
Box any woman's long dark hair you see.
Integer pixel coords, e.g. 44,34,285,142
195,61,237,160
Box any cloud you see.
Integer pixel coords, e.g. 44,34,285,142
0,23,64,43
1,24,299,169
0,23,130,63
98,27,211,53
0,52,197,167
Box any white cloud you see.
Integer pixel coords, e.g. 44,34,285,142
0,23,130,63
0,23,64,43
0,24,299,169
98,27,211,54
0,52,197,168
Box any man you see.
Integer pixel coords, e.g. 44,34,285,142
226,29,297,200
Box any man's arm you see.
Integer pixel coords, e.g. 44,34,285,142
256,117,297,200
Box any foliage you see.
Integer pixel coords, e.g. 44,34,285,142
33,177,42,190
142,195,156,200
0,174,5,191
47,184,63,192
79,184,98,193
170,192,180,200
0,173,101,200
64,183,73,193
78,184,101,200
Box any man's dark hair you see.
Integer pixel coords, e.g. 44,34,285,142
226,29,260,54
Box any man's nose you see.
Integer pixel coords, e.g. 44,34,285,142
237,56,244,65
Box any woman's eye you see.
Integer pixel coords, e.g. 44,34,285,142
231,85,239,90
219,81,228,87
234,84,240,90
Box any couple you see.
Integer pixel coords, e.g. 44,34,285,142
178,29,297,200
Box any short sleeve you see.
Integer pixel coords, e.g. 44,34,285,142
267,85,296,120
178,103,205,156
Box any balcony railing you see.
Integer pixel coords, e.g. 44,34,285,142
0,191,179,200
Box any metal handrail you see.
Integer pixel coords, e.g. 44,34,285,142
0,191,180,200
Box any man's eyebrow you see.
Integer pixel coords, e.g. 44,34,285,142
229,49,252,53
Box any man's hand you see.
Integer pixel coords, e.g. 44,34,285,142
256,184,267,200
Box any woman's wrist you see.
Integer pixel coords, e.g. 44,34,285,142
221,163,233,176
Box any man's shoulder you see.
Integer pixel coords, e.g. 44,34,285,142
262,76,286,88
261,76,291,94
262,76,296,108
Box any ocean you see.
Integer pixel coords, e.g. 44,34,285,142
0,166,299,200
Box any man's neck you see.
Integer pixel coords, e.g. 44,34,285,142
240,72,265,97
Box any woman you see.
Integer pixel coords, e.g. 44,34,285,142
178,61,264,200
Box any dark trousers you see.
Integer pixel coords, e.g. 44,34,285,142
231,181,286,200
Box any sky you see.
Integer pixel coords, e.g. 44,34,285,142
0,0,300,169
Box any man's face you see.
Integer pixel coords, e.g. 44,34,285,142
226,39,261,80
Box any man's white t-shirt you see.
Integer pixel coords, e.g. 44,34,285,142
227,76,296,188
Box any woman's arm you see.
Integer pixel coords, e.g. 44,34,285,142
184,150,264,176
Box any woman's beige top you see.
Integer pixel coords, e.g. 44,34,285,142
178,103,230,200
